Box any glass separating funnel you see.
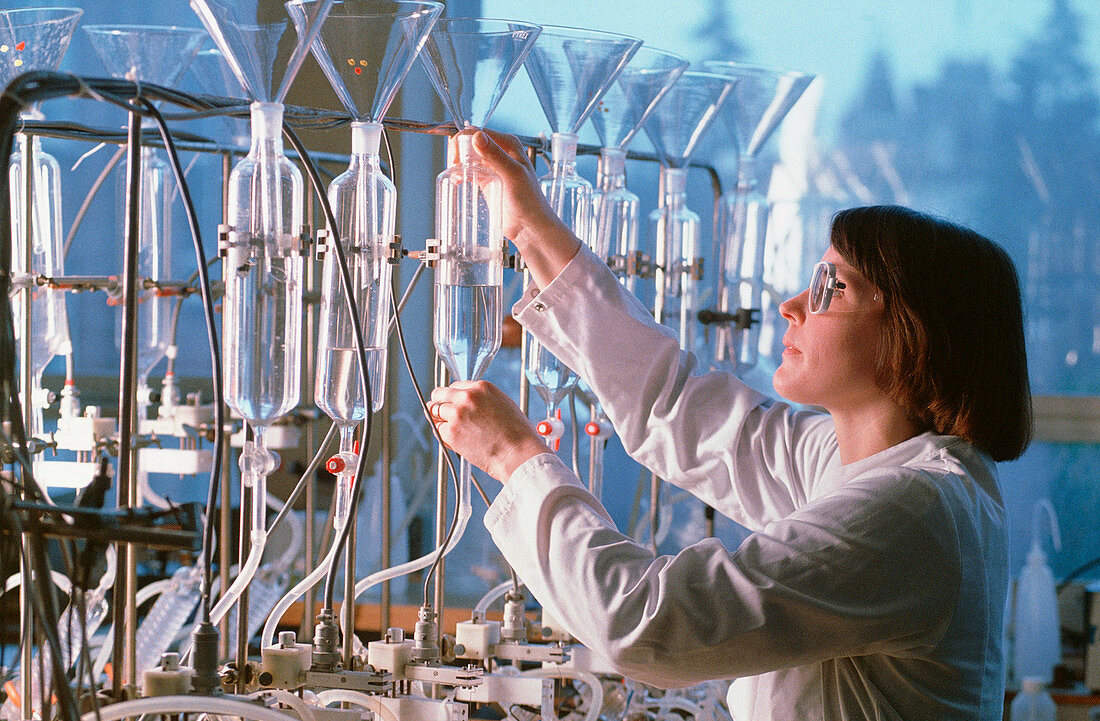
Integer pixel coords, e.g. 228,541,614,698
84,24,206,418
642,70,735,351
287,0,442,527
700,61,813,374
421,18,540,483
590,46,687,292
3,7,83,440
522,25,640,450
188,0,333,626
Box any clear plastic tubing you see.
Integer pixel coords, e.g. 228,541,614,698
78,694,297,721
594,146,640,291
9,132,71,437
315,121,392,426
474,578,514,614
134,564,202,675
649,165,699,350
433,132,504,494
354,500,470,602
522,667,604,721
261,532,341,651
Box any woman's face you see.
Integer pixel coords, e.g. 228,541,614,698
773,246,887,413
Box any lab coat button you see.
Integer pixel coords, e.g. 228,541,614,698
533,302,546,312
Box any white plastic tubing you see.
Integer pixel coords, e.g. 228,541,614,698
523,668,604,721
79,695,296,721
352,500,470,602
260,530,342,651
474,579,514,614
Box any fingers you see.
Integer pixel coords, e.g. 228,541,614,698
478,129,531,167
472,130,535,179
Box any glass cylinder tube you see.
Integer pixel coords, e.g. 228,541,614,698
433,132,504,500
9,133,72,436
223,102,304,427
113,146,174,396
526,132,585,428
315,122,394,424
594,147,640,291
711,155,768,373
432,133,504,383
649,166,699,351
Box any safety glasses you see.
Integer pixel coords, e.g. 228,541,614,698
808,261,846,314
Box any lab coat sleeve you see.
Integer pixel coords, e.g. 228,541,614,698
513,245,837,528
485,453,960,689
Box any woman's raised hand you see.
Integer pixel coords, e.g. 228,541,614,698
464,129,582,290
428,380,548,483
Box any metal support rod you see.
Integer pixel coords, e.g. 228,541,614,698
219,150,233,659
304,184,318,638
380,268,398,632
342,511,356,668
432,356,449,624
235,481,251,694
112,102,144,696
18,128,35,721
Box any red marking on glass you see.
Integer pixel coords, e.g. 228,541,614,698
353,67,362,75
15,42,24,51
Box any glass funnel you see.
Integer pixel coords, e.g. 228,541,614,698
3,7,83,439
523,25,640,448
422,17,540,486
643,70,735,351
700,61,813,375
590,46,687,291
190,2,331,558
84,25,205,415
186,48,250,146
287,0,442,524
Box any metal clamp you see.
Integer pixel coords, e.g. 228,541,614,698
387,234,406,264
686,256,705,281
315,228,331,260
627,251,656,279
408,238,440,268
297,224,312,257
403,662,483,688
217,223,233,258
491,641,570,665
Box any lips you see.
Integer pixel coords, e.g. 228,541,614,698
782,336,799,353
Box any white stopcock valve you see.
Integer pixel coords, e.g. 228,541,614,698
536,409,565,452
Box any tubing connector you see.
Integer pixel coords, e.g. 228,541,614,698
412,605,440,663
501,592,527,643
311,611,342,671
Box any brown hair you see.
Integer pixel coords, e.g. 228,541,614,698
830,205,1032,461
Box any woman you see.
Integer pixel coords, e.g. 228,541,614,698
427,130,1032,721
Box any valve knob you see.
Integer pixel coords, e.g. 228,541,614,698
536,420,553,436
585,422,601,436
326,456,345,474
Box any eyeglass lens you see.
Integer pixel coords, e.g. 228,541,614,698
809,262,831,313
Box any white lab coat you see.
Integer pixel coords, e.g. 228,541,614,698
484,245,1008,721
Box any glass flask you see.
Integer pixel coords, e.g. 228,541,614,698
113,146,174,401
223,102,304,428
433,133,504,491
711,154,769,372
526,132,588,446
595,147,639,290
8,133,72,437
649,166,700,352
699,61,813,374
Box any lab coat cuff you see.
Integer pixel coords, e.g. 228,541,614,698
511,244,605,320
484,452,583,531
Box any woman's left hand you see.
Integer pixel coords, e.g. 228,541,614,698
428,380,548,483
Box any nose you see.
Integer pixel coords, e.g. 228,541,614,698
779,289,808,324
